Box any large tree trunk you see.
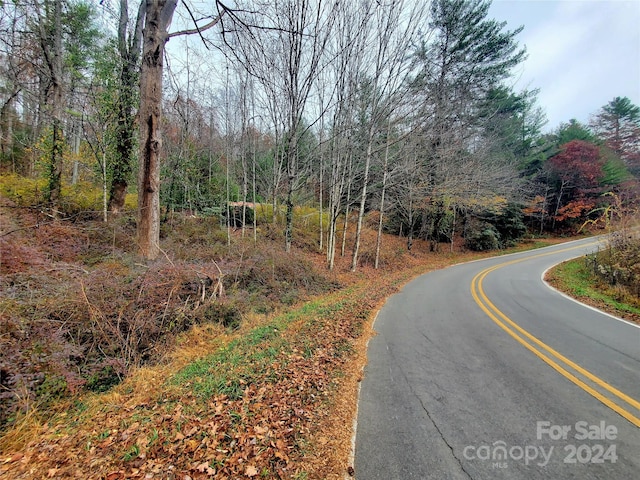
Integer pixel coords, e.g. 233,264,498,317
0,92,19,160
109,62,137,213
137,0,177,260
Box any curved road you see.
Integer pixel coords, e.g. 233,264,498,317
354,237,640,479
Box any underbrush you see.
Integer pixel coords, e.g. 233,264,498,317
0,173,137,214
588,229,640,297
0,202,336,432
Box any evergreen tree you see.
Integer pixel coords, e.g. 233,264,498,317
591,96,640,176
415,0,527,147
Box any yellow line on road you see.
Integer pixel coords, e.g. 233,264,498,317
470,243,640,427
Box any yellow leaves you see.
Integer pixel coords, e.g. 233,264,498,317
184,439,200,452
466,194,509,211
0,173,47,206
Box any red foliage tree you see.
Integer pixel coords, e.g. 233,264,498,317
547,140,605,225
549,140,603,188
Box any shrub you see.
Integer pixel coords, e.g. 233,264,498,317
0,191,340,431
232,248,335,302
464,222,500,251
0,174,47,206
200,301,243,330
490,203,527,247
591,230,640,297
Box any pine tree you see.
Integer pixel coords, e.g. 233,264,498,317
592,96,640,175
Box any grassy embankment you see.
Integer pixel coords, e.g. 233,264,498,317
546,256,640,324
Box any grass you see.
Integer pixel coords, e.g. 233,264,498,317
546,257,640,322
170,294,353,406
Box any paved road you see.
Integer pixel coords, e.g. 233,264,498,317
354,237,640,479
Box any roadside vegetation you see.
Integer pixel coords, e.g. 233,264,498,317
546,228,640,324
0,182,564,479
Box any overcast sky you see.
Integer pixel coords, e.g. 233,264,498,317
489,0,640,132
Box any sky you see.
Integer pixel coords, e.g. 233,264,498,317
488,0,640,132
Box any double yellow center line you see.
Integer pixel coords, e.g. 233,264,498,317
470,244,640,427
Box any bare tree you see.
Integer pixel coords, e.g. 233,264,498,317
350,0,426,271
30,0,65,209
224,0,339,252
324,0,369,270
374,117,392,269
0,6,27,169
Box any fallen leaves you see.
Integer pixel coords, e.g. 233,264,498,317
245,465,258,477
1,232,466,479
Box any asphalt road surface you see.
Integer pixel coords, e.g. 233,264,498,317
354,237,640,479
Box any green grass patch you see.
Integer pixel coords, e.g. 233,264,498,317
171,295,348,400
548,258,640,318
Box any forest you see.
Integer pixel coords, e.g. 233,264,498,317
1,0,639,478
1,0,639,261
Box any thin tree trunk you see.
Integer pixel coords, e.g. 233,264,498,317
225,65,232,247
340,154,353,258
284,132,298,253
450,205,456,253
45,0,64,211
252,137,257,243
71,128,80,185
351,127,374,271
241,149,248,237
374,118,392,269
240,73,248,237
208,109,214,184
226,155,231,246
407,191,413,251
540,180,550,234
552,180,566,231
318,91,325,252
374,181,386,269
318,131,324,252
272,125,282,224
341,206,350,257
102,151,108,222
327,120,349,268
251,88,257,243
